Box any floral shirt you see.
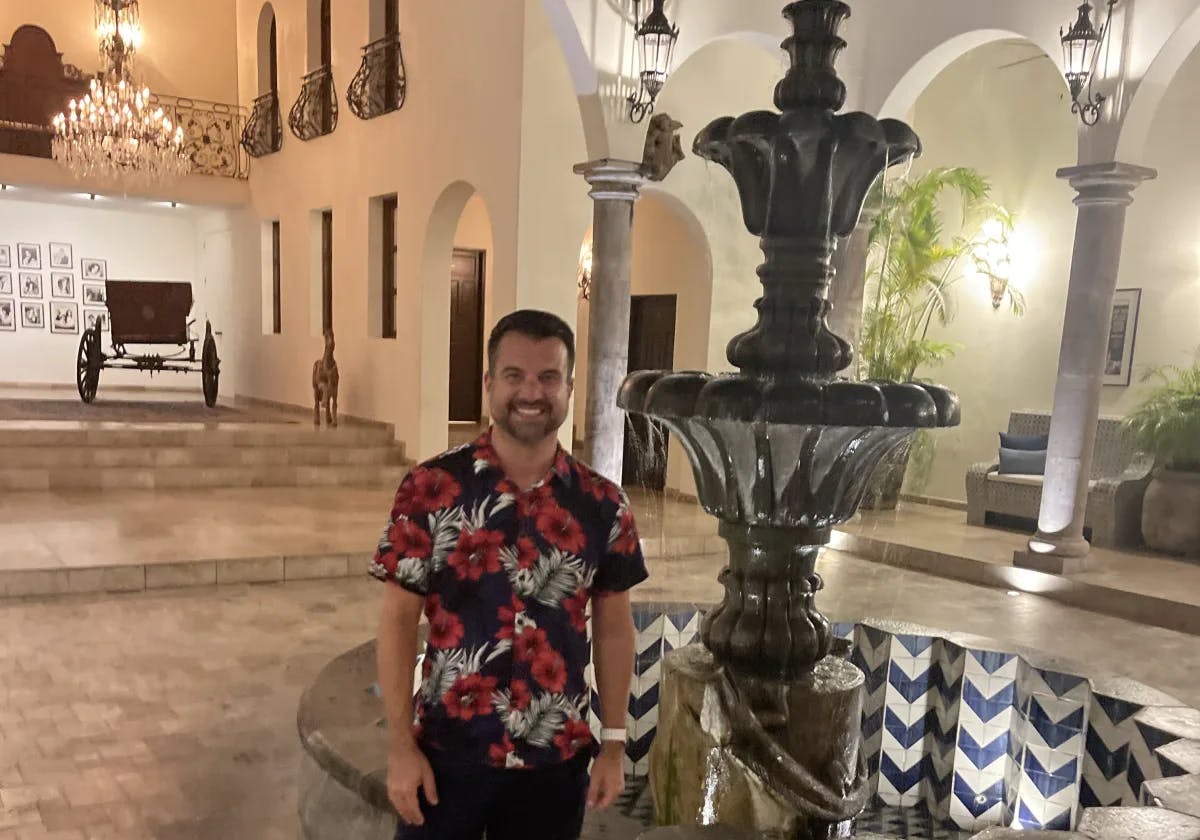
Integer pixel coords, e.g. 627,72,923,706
370,429,648,770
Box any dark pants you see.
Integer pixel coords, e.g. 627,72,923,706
394,752,590,840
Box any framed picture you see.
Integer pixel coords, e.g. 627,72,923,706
49,300,79,334
82,282,107,305
19,273,42,299
80,258,107,281
17,243,41,270
21,301,44,329
0,272,10,295
84,307,108,331
1104,288,1142,387
50,272,74,299
0,299,14,331
49,242,73,268
0,245,9,268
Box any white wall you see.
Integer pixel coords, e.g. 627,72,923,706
0,193,222,390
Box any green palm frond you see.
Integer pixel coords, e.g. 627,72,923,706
1124,362,1200,470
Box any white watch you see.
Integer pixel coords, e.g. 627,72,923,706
600,727,627,743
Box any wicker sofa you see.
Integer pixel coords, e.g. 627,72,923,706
965,410,1152,548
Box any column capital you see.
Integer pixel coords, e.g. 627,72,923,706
573,158,647,201
1056,161,1158,207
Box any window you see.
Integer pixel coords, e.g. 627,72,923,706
269,15,278,95
320,0,332,67
321,209,333,333
271,220,281,334
381,195,397,339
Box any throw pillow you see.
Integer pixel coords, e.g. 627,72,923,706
1000,432,1050,451
998,447,1047,475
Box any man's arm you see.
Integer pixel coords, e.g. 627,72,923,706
588,588,636,810
377,583,438,825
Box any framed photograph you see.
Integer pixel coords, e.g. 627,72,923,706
18,273,42,299
49,300,79,334
1104,288,1142,387
50,272,74,299
17,243,41,270
82,282,106,305
0,272,10,295
80,258,107,281
49,242,73,269
84,307,108,331
21,301,44,329
0,245,9,268
0,298,14,331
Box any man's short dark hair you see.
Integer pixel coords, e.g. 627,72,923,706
487,309,575,379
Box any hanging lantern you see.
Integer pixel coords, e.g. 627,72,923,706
1060,1,1117,126
627,0,679,124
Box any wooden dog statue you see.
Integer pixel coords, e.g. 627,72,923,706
312,330,339,427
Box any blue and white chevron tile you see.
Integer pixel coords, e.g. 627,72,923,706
853,624,893,791
1081,692,1146,807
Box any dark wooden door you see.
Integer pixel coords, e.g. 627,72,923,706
321,210,333,332
623,294,676,489
448,249,485,423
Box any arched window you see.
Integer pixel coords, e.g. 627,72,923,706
291,0,337,137
255,4,278,97
242,3,282,156
369,0,399,42
348,0,406,119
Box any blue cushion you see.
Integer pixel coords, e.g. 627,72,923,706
998,447,1047,475
1000,432,1049,451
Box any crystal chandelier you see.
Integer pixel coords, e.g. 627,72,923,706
52,1,189,182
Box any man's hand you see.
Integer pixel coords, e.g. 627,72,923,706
586,742,626,811
387,741,438,826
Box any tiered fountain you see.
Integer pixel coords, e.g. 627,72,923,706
618,1,959,835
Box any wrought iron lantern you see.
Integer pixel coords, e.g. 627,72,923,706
627,0,679,124
1060,1,1117,126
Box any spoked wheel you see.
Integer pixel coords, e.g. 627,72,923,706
76,327,102,403
201,321,220,408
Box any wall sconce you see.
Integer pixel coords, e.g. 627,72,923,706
578,240,593,300
1060,1,1117,126
627,0,679,124
972,217,1025,313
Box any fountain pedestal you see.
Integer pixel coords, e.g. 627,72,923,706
650,646,865,838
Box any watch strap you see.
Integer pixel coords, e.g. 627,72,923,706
600,727,627,743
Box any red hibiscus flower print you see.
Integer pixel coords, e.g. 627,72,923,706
537,503,586,554
443,673,498,721
612,507,639,555
531,648,568,693
509,679,533,711
426,595,465,649
473,440,501,470
554,718,593,760
514,626,549,661
576,466,620,505
496,594,526,641
517,484,554,520
516,536,539,570
387,517,432,560
562,588,589,634
395,467,461,515
488,735,516,768
447,528,505,582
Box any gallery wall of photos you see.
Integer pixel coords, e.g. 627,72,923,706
0,242,110,336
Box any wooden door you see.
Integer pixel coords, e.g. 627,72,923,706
623,294,677,489
321,210,333,332
448,249,485,423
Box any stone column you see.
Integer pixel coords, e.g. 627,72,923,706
573,159,647,484
826,207,879,378
1017,162,1156,573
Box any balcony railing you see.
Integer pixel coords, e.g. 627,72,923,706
241,90,283,158
347,32,407,120
152,94,250,179
0,118,53,158
288,65,338,141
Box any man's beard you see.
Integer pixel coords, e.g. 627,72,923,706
495,399,562,445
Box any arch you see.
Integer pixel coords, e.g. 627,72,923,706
877,29,1064,119
539,0,608,159
255,3,278,96
1117,3,1200,162
368,0,399,43
305,0,332,70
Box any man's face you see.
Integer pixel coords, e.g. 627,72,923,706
485,332,573,446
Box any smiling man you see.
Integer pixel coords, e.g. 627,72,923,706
372,309,647,840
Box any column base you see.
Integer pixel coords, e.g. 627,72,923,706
1014,539,1094,574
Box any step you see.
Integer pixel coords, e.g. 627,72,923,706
0,462,412,491
0,422,397,449
0,444,408,469
1076,806,1200,838
1143,774,1200,820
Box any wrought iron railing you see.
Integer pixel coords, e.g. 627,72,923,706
347,32,407,120
0,118,53,158
241,90,283,158
151,93,250,179
288,65,338,140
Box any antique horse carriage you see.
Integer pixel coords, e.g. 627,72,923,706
76,280,220,406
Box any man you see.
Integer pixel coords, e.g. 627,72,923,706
372,309,648,839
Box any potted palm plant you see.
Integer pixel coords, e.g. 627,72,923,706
1124,361,1200,556
858,166,1024,509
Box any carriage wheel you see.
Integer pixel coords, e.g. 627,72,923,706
201,323,220,408
76,327,102,403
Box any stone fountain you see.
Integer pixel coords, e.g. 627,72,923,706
618,1,960,835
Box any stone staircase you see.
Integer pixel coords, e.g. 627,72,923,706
0,422,412,491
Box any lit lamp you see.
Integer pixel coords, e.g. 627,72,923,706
1060,1,1117,126
627,0,679,124
578,240,593,300
973,217,1018,312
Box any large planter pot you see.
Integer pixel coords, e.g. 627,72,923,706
1142,468,1200,557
